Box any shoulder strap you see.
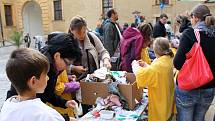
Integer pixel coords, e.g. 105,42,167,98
86,49,91,73
194,29,200,44
87,32,95,47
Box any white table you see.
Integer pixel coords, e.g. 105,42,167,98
78,102,148,121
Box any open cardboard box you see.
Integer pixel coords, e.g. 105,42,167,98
80,73,143,110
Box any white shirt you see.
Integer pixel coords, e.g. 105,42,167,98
0,97,65,121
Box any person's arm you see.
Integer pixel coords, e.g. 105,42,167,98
134,62,159,88
173,28,195,70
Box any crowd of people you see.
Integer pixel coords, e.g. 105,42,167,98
0,4,215,121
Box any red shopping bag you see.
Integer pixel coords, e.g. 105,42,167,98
178,29,214,90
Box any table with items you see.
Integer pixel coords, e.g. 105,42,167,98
75,68,149,121
78,97,148,121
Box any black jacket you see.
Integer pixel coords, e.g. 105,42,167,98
179,19,191,33
174,27,215,89
153,21,166,38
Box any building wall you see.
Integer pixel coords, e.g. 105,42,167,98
0,0,214,40
115,0,201,25
49,0,101,33
0,0,17,40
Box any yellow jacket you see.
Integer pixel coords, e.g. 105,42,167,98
136,55,174,121
47,70,75,117
141,48,151,65
171,48,177,56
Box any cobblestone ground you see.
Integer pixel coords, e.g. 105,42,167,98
0,45,15,108
0,42,214,120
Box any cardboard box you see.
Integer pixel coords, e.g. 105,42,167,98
80,73,142,110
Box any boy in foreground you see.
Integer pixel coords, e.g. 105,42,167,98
0,48,75,121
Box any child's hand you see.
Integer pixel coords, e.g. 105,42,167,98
66,100,77,109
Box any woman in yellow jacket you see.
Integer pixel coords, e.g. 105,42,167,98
132,37,174,121
48,70,80,118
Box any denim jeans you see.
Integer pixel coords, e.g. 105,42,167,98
175,86,215,121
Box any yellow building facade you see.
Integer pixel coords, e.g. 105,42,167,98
0,0,214,40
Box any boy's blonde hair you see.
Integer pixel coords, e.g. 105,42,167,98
153,37,174,57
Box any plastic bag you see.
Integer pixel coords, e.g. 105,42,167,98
178,29,214,90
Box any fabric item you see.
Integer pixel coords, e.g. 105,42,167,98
48,70,75,117
173,27,215,89
178,29,213,90
193,21,208,31
104,94,122,107
135,55,174,121
131,60,142,74
64,81,80,93
153,21,166,38
141,48,151,65
103,19,121,56
175,87,215,121
120,27,146,72
0,97,64,121
107,82,128,109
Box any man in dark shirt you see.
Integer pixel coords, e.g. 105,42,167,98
153,13,168,38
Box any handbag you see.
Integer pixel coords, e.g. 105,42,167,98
178,29,214,90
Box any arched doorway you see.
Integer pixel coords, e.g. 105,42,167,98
22,1,43,42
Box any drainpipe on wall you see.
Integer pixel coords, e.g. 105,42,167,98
0,4,5,46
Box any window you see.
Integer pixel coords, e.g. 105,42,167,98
4,5,13,26
53,0,62,20
102,0,113,15
155,0,169,5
